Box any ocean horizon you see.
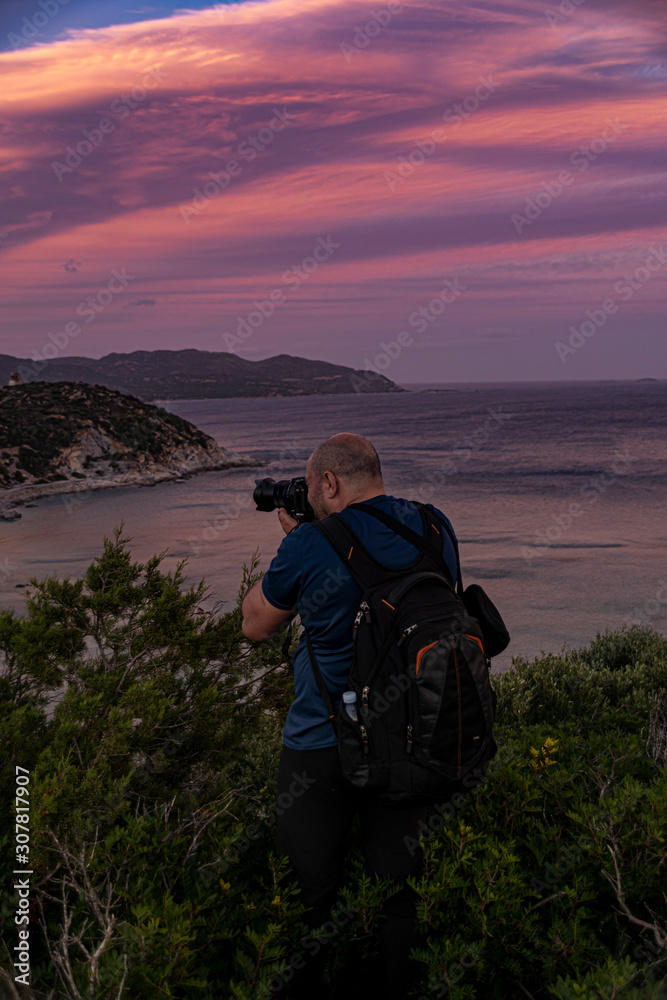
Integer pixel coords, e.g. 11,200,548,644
1,379,666,673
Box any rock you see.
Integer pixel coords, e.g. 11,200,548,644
0,381,261,505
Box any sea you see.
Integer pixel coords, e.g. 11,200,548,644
1,380,666,674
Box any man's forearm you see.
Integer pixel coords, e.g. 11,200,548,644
241,580,294,641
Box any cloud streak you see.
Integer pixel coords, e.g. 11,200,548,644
0,0,665,380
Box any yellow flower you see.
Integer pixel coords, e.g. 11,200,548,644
259,786,267,793
272,896,281,906
530,737,559,772
219,881,231,892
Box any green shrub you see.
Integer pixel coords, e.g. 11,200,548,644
0,533,665,999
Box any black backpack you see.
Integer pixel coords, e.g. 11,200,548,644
303,500,507,807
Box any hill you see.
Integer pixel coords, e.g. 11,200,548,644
0,381,256,517
0,349,404,400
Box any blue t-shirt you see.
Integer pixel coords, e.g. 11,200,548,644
261,494,459,750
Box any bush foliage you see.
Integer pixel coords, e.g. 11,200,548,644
0,529,665,999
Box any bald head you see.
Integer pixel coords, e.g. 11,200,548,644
310,433,382,484
306,433,385,517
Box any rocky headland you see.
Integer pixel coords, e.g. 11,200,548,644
0,381,257,520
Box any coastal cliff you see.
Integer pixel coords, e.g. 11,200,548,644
0,381,256,519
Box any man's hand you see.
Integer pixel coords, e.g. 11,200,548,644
278,509,298,534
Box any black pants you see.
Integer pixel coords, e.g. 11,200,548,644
275,744,428,1000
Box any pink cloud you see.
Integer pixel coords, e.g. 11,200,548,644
0,0,665,379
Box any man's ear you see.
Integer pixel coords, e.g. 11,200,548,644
323,470,338,496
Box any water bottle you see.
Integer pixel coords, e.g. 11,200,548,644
342,691,358,722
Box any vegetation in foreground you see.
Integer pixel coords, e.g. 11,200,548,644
0,528,665,1000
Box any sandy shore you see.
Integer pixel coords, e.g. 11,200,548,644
0,453,260,520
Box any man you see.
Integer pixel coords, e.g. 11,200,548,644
241,433,459,1000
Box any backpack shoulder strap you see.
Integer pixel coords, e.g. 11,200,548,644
305,504,456,729
312,512,418,591
348,501,454,587
409,500,464,596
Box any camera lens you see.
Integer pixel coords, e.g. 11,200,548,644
253,478,292,512
253,476,315,521
253,478,279,511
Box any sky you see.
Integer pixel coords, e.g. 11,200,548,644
0,0,666,382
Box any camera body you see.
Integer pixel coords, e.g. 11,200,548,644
253,477,315,523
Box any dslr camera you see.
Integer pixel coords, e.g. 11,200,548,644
253,477,315,524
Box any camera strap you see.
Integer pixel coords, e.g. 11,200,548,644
284,619,337,726
303,628,336,723
281,622,293,660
